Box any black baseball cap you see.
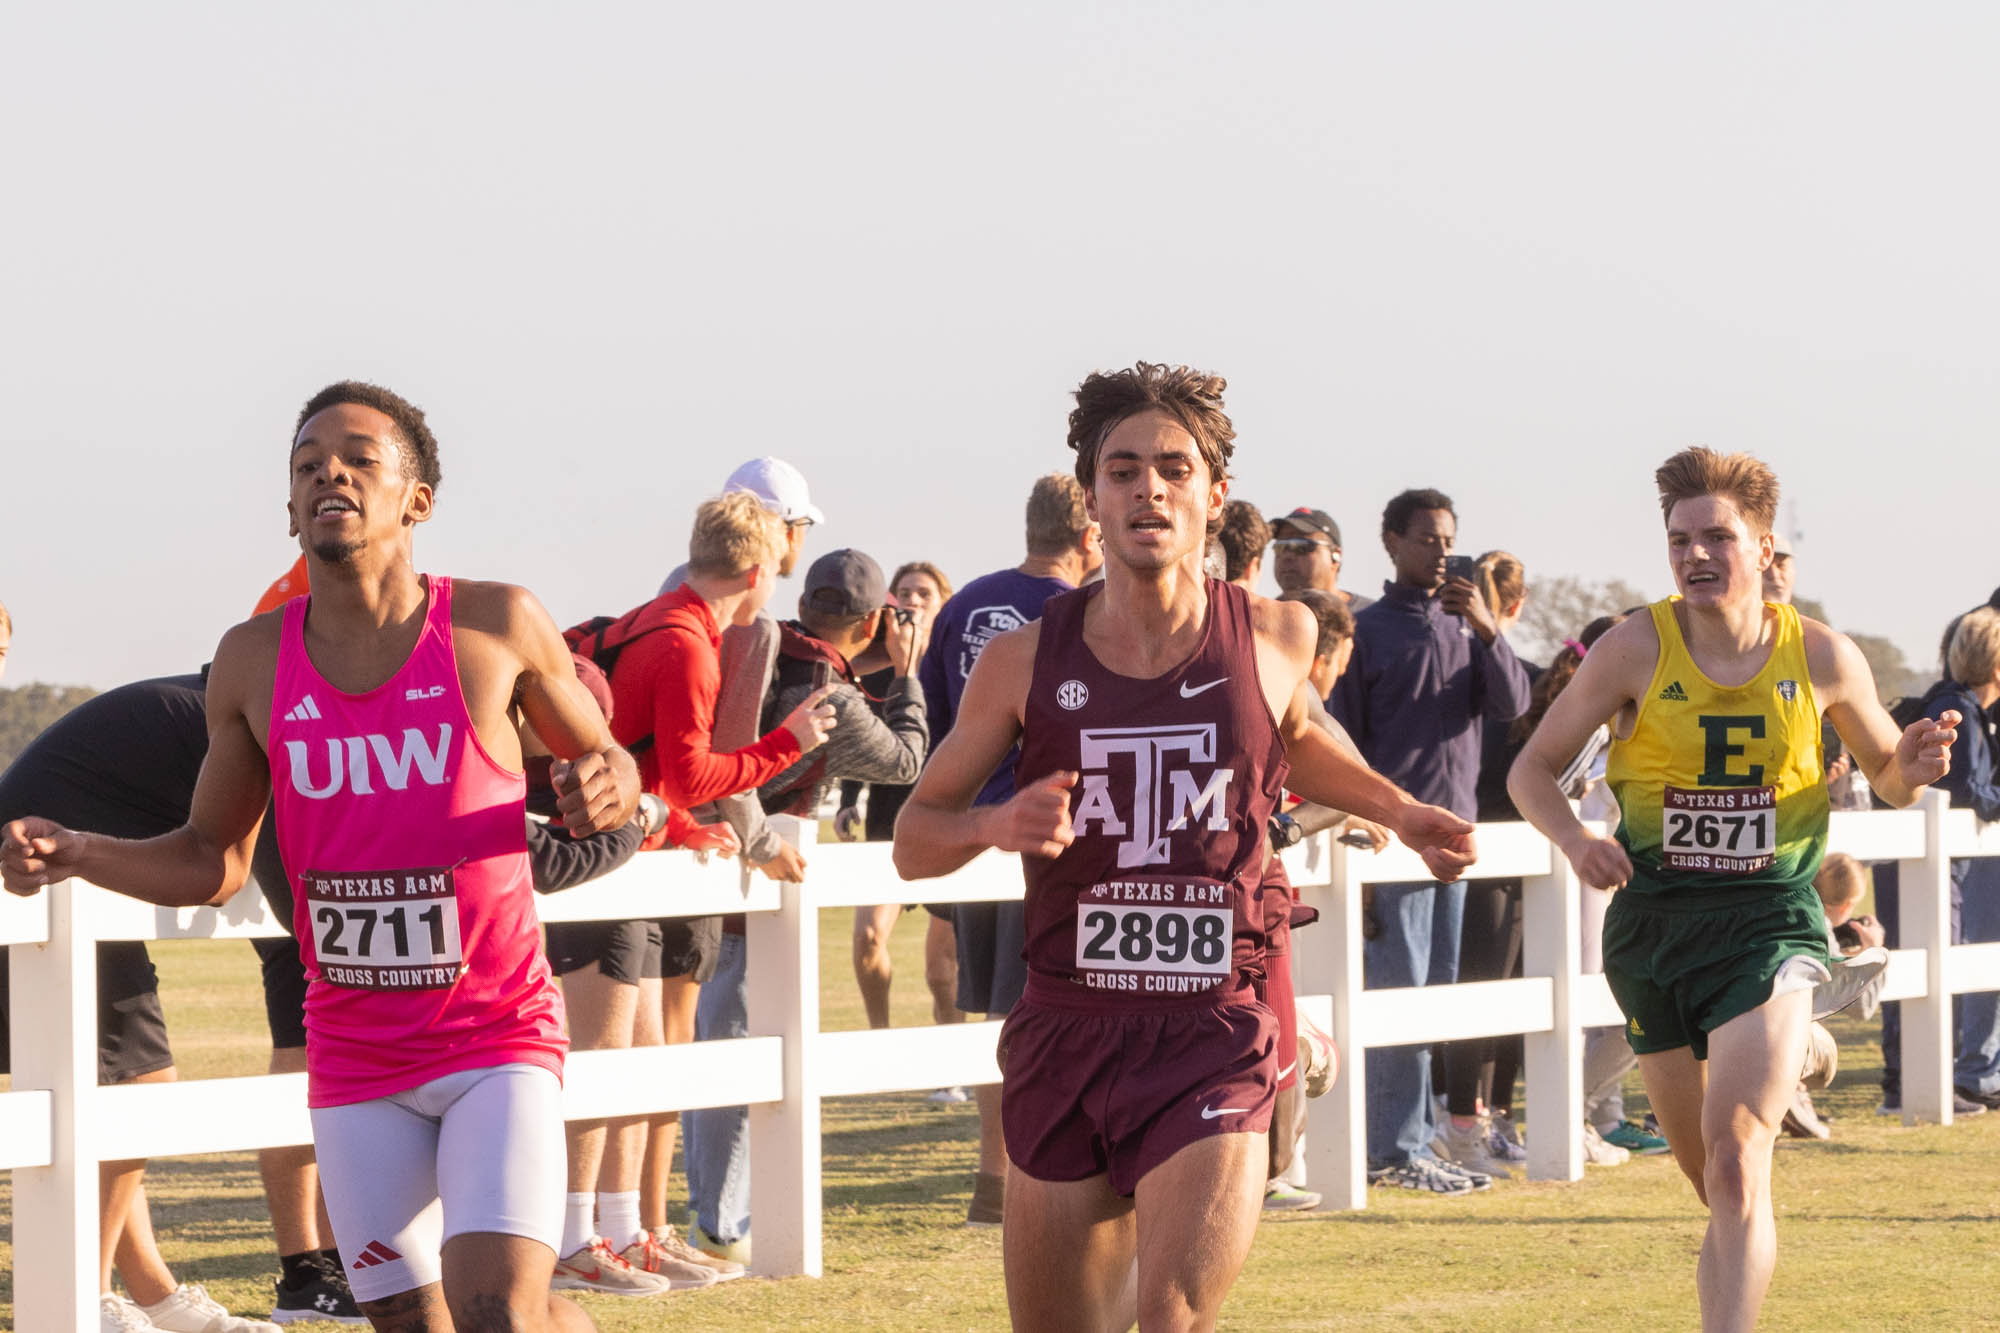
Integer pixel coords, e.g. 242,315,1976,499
1271,507,1342,549
802,548,886,616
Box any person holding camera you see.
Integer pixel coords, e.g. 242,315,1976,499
679,547,932,1266
1328,488,1533,1193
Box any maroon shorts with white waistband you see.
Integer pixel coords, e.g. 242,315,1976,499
998,977,1278,1197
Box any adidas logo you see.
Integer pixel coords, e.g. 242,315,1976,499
351,1240,402,1270
1658,680,1689,702
284,695,323,723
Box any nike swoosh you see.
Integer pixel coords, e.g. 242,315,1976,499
1201,1104,1250,1119
1275,1062,1297,1082
1180,677,1229,699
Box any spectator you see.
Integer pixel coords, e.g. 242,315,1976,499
1329,488,1532,1193
1270,506,1371,609
919,473,1101,1225
683,547,932,1265
1784,853,1887,1138
1762,532,1796,605
1875,607,2000,1117
1214,500,1271,587
573,491,836,1284
843,562,965,1058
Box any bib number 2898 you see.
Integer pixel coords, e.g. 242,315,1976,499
1078,906,1228,971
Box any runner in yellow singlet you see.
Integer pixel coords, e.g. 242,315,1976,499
1507,447,1958,1333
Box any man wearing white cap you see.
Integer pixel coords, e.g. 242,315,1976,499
1762,532,1796,606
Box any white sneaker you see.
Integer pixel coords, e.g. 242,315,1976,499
1581,1122,1631,1166
926,1086,971,1105
140,1284,280,1333
1434,1115,1516,1180
1812,946,1888,1021
650,1225,746,1282
550,1236,671,1296
103,1293,159,1333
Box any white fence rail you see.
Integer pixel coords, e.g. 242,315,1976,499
6,792,1998,1331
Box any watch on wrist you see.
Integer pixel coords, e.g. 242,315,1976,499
637,793,669,838
1268,811,1303,853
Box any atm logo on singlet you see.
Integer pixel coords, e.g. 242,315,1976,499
284,725,453,800
1072,723,1234,868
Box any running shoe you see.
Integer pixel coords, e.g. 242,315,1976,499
102,1293,157,1333
1811,946,1888,1021
1298,1013,1338,1098
140,1283,281,1332
1877,1091,1987,1117
1581,1123,1630,1166
1368,1157,1476,1195
926,1086,971,1105
1433,1116,1516,1180
1486,1110,1528,1164
270,1264,365,1324
1262,1181,1322,1211
649,1225,746,1282
1432,1158,1493,1191
1780,1088,1831,1140
1599,1119,1671,1156
620,1232,719,1289
1801,1021,1839,1090
1957,1085,2000,1111
550,1236,671,1296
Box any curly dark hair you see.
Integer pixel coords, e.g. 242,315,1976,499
1067,362,1235,489
1381,487,1454,539
1215,500,1271,582
293,381,442,491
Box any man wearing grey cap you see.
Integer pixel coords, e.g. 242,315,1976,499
1270,507,1371,610
683,547,929,1264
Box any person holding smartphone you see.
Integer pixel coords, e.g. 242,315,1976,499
1327,488,1534,1193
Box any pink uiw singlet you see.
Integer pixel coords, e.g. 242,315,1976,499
269,575,566,1107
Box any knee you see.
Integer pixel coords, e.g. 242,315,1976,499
854,925,889,960
1136,1280,1206,1333
1702,1136,1768,1216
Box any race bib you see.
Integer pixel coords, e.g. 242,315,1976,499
1074,877,1232,996
303,866,464,991
1660,786,1777,874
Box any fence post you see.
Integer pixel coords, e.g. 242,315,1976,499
11,878,100,1333
1295,834,1368,1210
1898,787,1953,1125
745,818,823,1276
1520,854,1584,1180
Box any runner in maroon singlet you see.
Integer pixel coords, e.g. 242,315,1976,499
894,363,1476,1331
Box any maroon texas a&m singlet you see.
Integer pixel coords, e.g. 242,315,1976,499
1015,578,1288,1012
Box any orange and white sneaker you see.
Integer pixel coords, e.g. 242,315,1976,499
619,1232,719,1290
550,1236,670,1296
650,1225,746,1282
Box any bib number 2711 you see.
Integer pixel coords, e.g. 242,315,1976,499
303,866,464,991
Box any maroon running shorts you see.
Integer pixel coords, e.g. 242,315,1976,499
1266,948,1298,1093
997,992,1277,1197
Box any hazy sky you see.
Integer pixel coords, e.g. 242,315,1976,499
5,3,1995,689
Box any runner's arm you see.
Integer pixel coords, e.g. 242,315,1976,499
507,586,642,835
1508,620,1649,889
1809,621,1957,809
892,626,1057,879
3,626,271,906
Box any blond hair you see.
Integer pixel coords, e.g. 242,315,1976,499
1654,447,1780,532
1476,550,1525,617
1813,852,1867,917
1948,606,2000,689
1025,474,1093,557
688,490,786,576
890,561,953,604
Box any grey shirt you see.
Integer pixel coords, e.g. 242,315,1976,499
758,674,928,808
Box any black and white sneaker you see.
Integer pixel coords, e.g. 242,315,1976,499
271,1267,366,1325
1368,1157,1476,1195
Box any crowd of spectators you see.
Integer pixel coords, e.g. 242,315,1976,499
6,474,2000,1326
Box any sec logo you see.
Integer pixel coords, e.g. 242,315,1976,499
1057,680,1089,711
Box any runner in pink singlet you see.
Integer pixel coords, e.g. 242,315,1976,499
271,575,566,1106
895,363,1476,1331
5,382,637,1333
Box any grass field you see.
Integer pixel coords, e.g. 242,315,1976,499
8,911,2000,1331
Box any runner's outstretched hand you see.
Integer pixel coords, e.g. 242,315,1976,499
1392,803,1477,883
984,770,1077,860
2,817,84,896
1896,708,1959,792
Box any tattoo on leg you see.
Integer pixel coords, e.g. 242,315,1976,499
457,1290,527,1332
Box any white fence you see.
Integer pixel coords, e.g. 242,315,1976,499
6,792,2000,1331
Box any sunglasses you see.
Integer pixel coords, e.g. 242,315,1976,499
1271,538,1335,555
